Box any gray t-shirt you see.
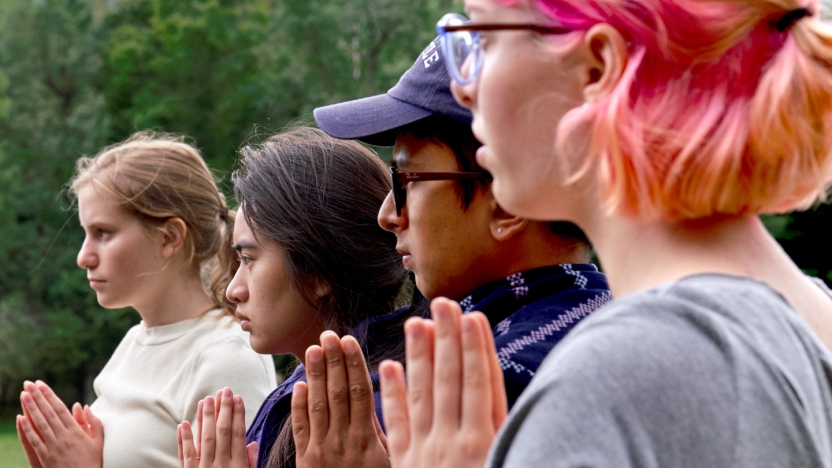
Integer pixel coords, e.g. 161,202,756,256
487,274,832,467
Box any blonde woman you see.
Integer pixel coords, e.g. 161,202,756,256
16,132,276,468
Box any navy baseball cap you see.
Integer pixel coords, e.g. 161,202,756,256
314,37,472,146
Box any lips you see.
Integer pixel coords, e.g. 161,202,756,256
396,247,413,270
236,310,252,331
88,278,106,289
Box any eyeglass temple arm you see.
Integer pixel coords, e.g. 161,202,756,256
395,172,491,182
440,23,569,35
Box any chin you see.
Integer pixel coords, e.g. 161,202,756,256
95,295,127,310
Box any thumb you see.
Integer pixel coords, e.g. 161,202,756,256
246,441,259,468
72,403,91,436
85,405,105,444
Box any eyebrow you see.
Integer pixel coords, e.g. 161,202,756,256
231,241,259,251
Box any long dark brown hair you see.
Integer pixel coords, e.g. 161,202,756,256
233,126,413,467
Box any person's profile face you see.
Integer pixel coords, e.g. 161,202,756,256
377,133,498,301
75,183,167,309
226,207,325,357
454,0,587,221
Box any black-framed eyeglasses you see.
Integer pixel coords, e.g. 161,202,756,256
436,12,570,86
390,166,491,216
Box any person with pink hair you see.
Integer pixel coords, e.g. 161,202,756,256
378,0,832,467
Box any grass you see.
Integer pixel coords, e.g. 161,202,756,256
0,417,27,468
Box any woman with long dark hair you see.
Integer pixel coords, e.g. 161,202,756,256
177,126,415,468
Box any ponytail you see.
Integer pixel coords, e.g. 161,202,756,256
209,207,239,317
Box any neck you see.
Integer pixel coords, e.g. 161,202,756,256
133,271,216,328
498,226,590,280
584,212,832,350
586,214,793,296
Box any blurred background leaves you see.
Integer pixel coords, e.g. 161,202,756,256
0,0,830,417
0,0,460,411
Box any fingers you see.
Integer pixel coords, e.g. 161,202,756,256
460,313,493,431
200,396,217,462
246,441,259,468
178,423,184,468
215,389,223,420
231,395,248,460
20,391,57,447
380,360,410,460
72,403,90,437
214,388,234,460
290,382,310,458
321,331,350,434
196,398,203,455
404,317,434,437
179,421,199,468
84,405,105,443
305,345,329,442
430,298,463,430
479,313,508,429
341,335,375,431
17,415,44,468
34,382,77,430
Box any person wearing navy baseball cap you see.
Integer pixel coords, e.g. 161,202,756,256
285,38,611,467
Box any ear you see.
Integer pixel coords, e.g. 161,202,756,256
580,23,628,104
313,279,332,300
489,199,530,241
160,217,188,259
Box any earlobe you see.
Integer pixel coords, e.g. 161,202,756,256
491,200,529,241
582,24,628,103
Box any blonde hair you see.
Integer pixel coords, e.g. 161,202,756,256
531,0,832,220
69,131,237,316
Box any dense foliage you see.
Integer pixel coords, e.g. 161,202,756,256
0,0,829,412
0,0,459,410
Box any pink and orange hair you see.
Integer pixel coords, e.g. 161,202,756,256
528,0,832,220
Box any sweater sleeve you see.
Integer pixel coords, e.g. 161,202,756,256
181,336,277,429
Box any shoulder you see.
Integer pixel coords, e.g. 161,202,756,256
489,290,746,467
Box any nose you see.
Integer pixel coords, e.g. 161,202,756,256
226,267,248,304
76,237,99,270
378,191,407,232
451,75,478,111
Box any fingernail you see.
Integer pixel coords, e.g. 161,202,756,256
307,347,323,363
23,380,33,389
223,387,232,398
463,316,476,334
205,397,214,408
322,332,339,350
21,392,33,405
342,337,357,354
234,395,243,407
432,300,451,320
293,382,307,395
20,417,30,429
380,362,396,380
407,321,422,340
182,421,190,431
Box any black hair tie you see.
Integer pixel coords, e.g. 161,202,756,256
773,7,813,32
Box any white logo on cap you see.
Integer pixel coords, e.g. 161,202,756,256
422,41,440,68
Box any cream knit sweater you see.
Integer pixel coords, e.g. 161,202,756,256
90,309,277,468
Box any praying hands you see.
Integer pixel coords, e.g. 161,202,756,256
16,380,104,468
177,388,259,468
291,332,390,468
380,298,508,468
